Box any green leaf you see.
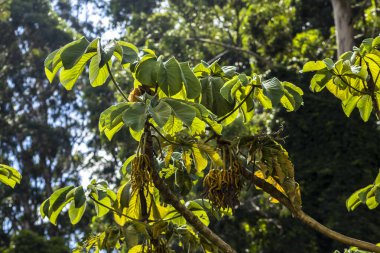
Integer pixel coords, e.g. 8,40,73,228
193,62,210,76
310,71,331,92
122,102,147,131
162,115,183,136
111,40,123,63
261,78,284,106
59,52,97,90
117,41,139,67
364,53,380,87
197,143,223,167
346,185,373,211
208,60,223,76
92,195,111,217
40,199,50,219
149,101,172,127
121,154,136,175
349,65,368,80
135,55,159,86
179,62,201,99
323,58,334,70
99,103,130,141
185,201,209,226
74,186,86,208
89,41,112,87
46,186,75,225
69,201,86,225
0,164,21,188
200,77,235,117
164,99,196,126
116,182,131,208
128,245,145,253
356,95,373,122
280,89,296,112
44,49,63,83
283,82,303,111
302,61,326,72
60,37,90,69
89,56,111,87
375,170,380,185
254,88,272,109
326,79,350,101
49,186,75,212
220,76,240,102
366,195,379,209
342,95,361,117
222,65,237,78
157,57,183,96
375,186,380,204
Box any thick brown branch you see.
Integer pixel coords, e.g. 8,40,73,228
241,168,380,253
144,123,236,253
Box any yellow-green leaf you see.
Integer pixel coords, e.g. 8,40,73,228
356,95,373,122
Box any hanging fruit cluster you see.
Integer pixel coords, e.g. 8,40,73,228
203,147,242,210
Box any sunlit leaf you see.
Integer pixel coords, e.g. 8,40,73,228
180,62,201,99
163,115,183,136
356,95,373,122
342,95,361,117
135,55,158,86
69,201,86,225
117,41,139,67
149,101,172,127
200,77,235,117
122,102,147,131
0,164,21,188
158,57,183,96
302,61,326,72
164,99,196,126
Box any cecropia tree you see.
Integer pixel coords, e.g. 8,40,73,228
28,34,380,253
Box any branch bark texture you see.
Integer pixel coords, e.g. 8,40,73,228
144,123,236,253
241,168,380,253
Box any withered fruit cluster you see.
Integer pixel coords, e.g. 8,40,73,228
203,152,242,210
131,154,152,192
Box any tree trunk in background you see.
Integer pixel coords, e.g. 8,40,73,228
331,0,354,56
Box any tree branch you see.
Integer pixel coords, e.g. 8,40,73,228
144,123,236,253
186,37,268,64
241,167,380,253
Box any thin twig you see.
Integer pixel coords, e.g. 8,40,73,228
186,38,265,63
150,124,180,146
89,195,139,222
106,62,129,101
336,75,368,95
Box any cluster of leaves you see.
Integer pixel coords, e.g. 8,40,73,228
41,35,304,252
0,164,21,188
346,170,380,211
242,135,302,210
303,36,380,122
40,178,213,252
